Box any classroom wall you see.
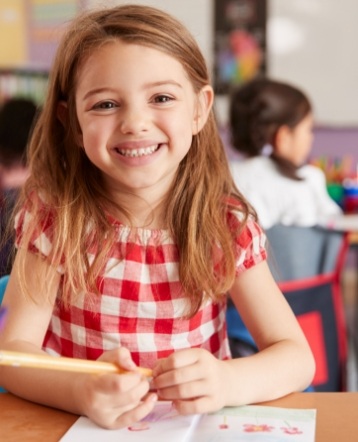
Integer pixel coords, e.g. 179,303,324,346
267,0,358,169
268,0,358,127
85,0,213,70
225,124,358,168
313,127,358,165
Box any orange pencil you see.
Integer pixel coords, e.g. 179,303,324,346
0,350,152,377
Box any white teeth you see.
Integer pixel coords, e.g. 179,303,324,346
118,145,159,157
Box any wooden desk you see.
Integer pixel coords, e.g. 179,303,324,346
324,213,358,234
0,393,77,442
0,392,357,441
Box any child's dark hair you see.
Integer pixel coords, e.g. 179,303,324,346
0,98,39,167
229,78,312,180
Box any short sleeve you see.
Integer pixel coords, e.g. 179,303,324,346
14,196,57,264
229,210,267,275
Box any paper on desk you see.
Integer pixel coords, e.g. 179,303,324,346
61,402,200,442
194,405,316,441
61,401,316,442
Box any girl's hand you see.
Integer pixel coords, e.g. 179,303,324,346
152,348,228,415
74,347,157,429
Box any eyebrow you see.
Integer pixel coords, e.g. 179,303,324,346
82,80,183,101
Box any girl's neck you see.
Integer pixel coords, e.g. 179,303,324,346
107,190,168,229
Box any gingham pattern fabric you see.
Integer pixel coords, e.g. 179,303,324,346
15,203,267,369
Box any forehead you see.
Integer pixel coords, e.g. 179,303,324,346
76,40,190,86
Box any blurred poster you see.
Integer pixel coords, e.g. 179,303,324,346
0,0,82,69
28,0,81,68
214,0,267,94
0,0,84,104
0,0,27,67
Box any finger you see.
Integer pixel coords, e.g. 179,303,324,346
157,379,205,401
174,396,214,416
111,393,158,430
153,349,200,376
116,347,138,371
90,392,157,430
153,362,205,389
99,347,138,371
92,371,143,395
99,346,131,362
88,374,151,417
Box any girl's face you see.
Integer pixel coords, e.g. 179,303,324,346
286,112,314,166
74,40,212,203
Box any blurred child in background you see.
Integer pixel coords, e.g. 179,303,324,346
0,98,38,276
229,78,342,229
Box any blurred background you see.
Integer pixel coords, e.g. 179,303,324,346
1,0,357,160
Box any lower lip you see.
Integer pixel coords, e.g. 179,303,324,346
113,145,163,166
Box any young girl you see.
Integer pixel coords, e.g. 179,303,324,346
0,5,314,430
229,78,342,229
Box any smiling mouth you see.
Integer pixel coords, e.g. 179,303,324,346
115,144,160,158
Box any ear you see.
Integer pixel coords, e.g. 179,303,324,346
192,85,214,135
57,101,68,126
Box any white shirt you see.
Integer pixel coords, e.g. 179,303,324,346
230,156,342,229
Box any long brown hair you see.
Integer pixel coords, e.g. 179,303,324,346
15,5,255,315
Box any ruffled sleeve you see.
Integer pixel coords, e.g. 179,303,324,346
14,194,60,269
228,210,267,275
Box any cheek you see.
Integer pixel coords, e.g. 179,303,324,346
303,134,313,154
160,114,193,145
81,119,112,147
298,141,311,164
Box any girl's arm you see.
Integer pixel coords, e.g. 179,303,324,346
0,250,156,429
223,259,315,404
153,260,315,414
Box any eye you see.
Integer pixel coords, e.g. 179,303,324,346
93,101,118,110
153,94,174,104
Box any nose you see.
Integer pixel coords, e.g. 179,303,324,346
118,104,149,135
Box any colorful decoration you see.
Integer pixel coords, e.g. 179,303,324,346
214,0,266,93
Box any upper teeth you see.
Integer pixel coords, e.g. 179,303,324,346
118,145,158,157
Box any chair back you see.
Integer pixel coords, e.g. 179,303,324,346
266,224,345,281
227,224,349,392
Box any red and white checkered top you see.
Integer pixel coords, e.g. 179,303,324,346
15,202,267,369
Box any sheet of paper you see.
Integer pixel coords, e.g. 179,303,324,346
194,405,316,441
60,402,200,442
60,402,316,442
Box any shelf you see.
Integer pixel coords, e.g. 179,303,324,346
0,68,49,105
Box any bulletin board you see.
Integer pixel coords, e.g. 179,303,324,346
0,0,81,69
267,0,358,127
0,0,83,104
